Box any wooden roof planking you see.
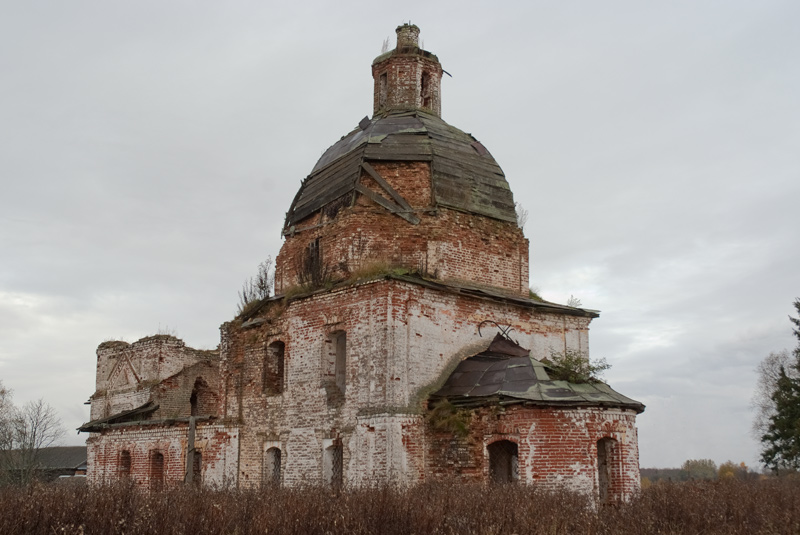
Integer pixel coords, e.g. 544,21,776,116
284,110,517,229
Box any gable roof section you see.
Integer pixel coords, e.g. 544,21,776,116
431,334,645,413
285,110,516,228
77,401,158,433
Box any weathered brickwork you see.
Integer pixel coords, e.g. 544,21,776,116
426,405,640,502
372,24,442,117
275,162,529,297
81,23,642,501
217,277,597,489
86,424,238,487
91,335,220,421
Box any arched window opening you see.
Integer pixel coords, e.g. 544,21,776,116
323,441,343,490
597,437,618,503
150,451,164,490
263,341,286,395
263,447,282,487
488,440,519,484
119,450,131,479
192,450,202,486
189,377,216,417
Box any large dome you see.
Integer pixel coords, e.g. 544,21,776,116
275,24,529,298
284,109,516,229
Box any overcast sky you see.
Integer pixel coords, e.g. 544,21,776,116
1,1,798,469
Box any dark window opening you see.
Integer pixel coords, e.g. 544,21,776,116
324,331,346,406
263,447,282,487
120,450,131,479
299,238,329,287
379,72,388,108
189,377,216,417
598,437,617,503
488,440,519,484
421,72,431,108
150,451,164,489
263,341,286,395
190,390,198,416
334,332,346,394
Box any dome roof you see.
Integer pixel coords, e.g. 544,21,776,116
284,109,516,229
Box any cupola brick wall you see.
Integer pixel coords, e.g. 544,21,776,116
275,161,529,297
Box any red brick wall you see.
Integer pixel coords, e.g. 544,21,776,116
86,424,239,488
426,404,641,501
276,162,529,297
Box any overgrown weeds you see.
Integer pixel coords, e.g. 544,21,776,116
426,399,472,437
237,257,274,316
544,348,611,383
2,478,800,534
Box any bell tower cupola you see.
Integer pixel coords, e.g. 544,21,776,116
372,24,443,117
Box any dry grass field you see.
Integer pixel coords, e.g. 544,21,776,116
1,478,799,534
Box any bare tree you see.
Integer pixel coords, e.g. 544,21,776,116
566,295,582,308
0,381,16,462
514,202,528,231
0,388,64,485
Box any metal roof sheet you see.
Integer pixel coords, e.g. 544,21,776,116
285,110,517,228
431,334,645,413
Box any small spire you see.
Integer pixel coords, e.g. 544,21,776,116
395,23,420,49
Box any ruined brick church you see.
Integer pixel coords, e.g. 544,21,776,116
80,24,644,502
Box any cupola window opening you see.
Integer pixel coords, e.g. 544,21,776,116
379,72,388,109
421,71,431,109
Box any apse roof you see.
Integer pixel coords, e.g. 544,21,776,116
284,110,516,228
431,334,645,413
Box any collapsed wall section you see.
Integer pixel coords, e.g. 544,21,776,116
91,335,219,421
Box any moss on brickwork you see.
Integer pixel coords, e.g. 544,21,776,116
426,399,472,438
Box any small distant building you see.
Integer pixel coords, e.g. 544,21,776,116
37,446,88,480
1,446,87,482
80,24,644,502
